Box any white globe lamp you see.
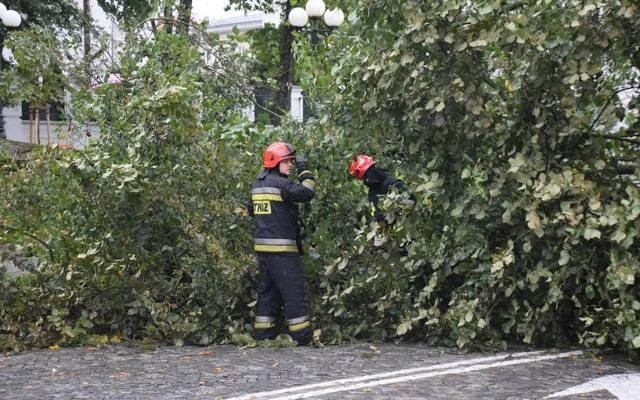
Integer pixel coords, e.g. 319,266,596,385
288,7,308,27
323,8,344,27
1,9,21,27
1,46,13,62
305,0,326,18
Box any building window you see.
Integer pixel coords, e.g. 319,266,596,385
20,101,66,121
254,86,278,125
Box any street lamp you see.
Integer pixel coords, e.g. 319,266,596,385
288,0,344,48
0,1,22,139
271,1,343,120
283,1,344,121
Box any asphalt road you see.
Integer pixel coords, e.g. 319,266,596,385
1,343,638,399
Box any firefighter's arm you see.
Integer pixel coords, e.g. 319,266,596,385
386,176,416,207
383,174,404,190
283,178,315,203
246,199,254,217
283,158,315,203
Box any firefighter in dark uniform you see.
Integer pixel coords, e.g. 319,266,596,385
248,141,315,345
349,154,410,223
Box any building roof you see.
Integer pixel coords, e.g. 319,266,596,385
206,14,267,36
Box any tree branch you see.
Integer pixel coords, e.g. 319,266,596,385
588,85,640,135
0,224,54,263
599,134,640,145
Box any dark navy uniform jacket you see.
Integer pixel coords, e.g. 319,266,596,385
249,168,315,253
363,166,407,222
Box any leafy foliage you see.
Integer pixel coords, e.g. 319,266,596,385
0,0,84,31
0,26,71,109
1,0,639,361
97,0,155,26
226,0,287,14
0,28,262,350
295,0,639,357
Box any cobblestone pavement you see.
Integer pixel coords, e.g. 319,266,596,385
1,343,638,400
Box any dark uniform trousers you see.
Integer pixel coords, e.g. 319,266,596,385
253,252,312,345
250,167,315,346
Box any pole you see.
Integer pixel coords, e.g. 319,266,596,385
276,0,294,120
83,0,91,56
0,26,6,139
0,7,25,140
310,18,318,50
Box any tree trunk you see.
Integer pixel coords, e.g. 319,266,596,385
36,108,41,145
28,106,34,144
83,0,91,56
46,105,51,145
178,0,192,35
276,0,294,120
164,5,173,34
30,106,40,144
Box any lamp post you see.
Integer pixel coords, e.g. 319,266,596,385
288,0,344,49
283,0,343,121
273,1,344,120
0,2,22,139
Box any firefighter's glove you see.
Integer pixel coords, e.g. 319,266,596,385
296,156,314,182
295,156,309,172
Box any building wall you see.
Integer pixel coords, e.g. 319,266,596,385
3,105,95,148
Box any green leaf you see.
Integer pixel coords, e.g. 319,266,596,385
583,228,601,240
396,320,412,336
363,98,377,112
508,154,526,173
558,250,570,266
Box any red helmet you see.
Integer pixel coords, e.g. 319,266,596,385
263,141,296,168
349,154,376,180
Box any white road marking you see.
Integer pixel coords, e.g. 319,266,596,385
265,351,582,400
225,350,579,400
546,373,640,400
